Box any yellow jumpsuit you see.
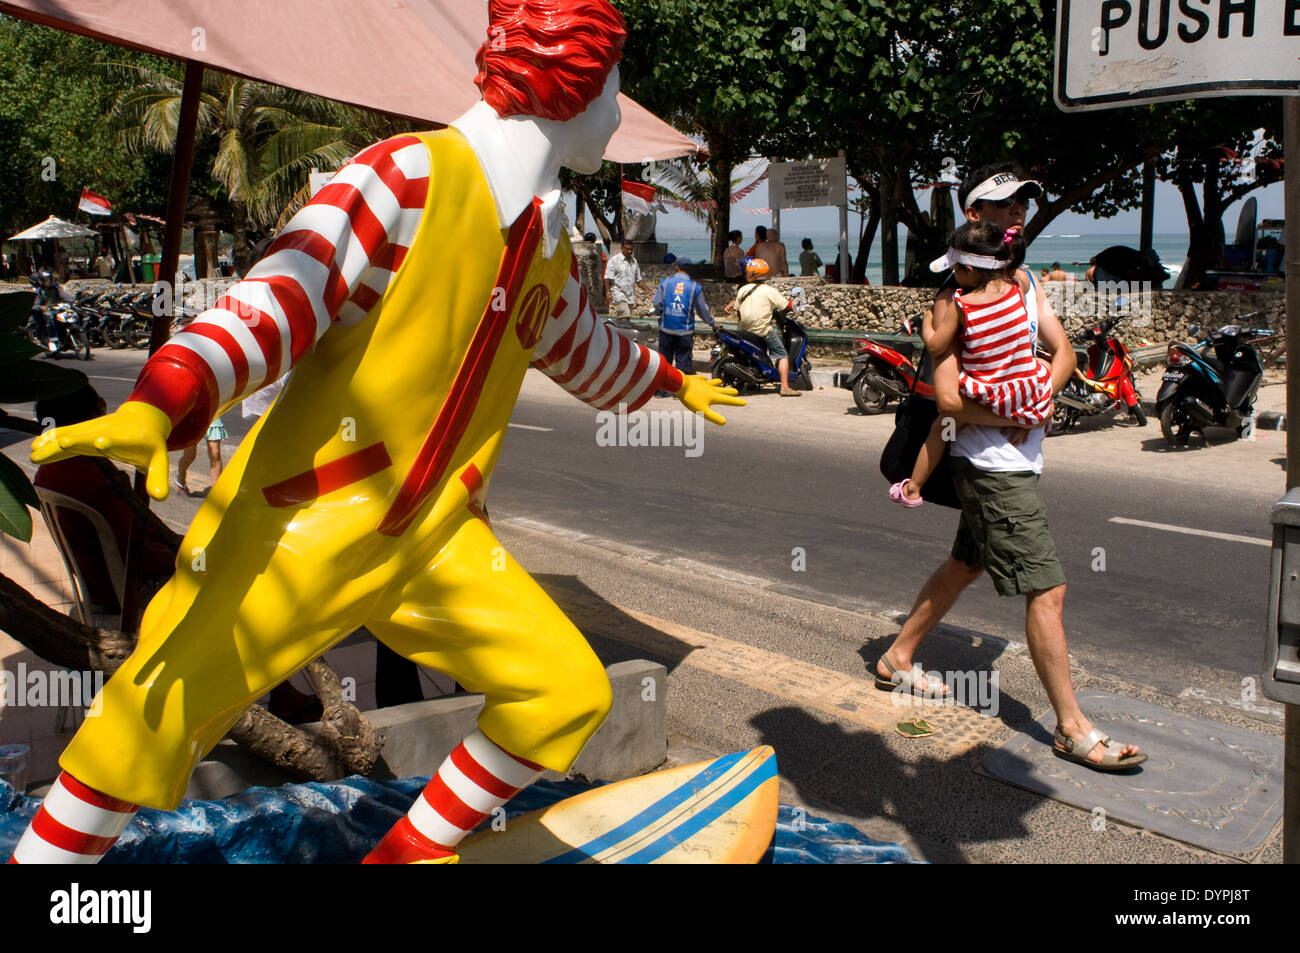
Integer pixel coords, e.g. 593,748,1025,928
61,131,615,809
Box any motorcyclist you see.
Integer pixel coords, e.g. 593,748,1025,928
724,258,800,396
31,269,68,352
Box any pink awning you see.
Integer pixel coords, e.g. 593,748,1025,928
0,0,698,162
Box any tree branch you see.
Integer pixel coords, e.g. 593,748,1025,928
303,659,384,777
1027,146,1162,242
226,704,340,782
0,570,135,673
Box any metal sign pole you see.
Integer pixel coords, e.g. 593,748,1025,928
1285,95,1300,863
838,149,850,284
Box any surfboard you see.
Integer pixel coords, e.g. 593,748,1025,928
457,746,779,864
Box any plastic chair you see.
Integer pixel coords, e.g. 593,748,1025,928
34,487,129,733
35,487,127,627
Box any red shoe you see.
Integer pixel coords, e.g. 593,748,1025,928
362,817,458,864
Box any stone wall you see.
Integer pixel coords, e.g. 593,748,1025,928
593,265,1284,348
28,271,1281,353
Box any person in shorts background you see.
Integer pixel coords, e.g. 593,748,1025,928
175,416,226,496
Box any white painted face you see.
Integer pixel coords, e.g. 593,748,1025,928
560,66,621,174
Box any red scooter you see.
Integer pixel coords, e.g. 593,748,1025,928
841,316,934,414
1047,316,1147,431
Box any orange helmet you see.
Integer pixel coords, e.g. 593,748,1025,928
745,258,770,280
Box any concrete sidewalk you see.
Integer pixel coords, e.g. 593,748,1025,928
500,515,1285,865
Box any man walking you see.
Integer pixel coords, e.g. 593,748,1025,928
603,239,653,317
874,162,1144,771
653,256,715,382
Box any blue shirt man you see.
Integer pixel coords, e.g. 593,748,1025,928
652,258,715,385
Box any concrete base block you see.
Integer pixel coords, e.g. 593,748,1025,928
564,659,666,783
366,693,484,779
184,659,667,800
186,741,299,801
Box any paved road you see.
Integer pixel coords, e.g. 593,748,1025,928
490,369,1286,698
12,349,1287,698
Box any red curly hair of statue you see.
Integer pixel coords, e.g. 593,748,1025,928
474,0,626,122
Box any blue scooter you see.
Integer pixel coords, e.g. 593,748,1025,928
708,287,813,393
1156,312,1273,447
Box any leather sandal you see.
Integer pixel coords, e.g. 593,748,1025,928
875,653,948,697
1053,725,1147,771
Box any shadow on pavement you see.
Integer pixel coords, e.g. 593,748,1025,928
748,706,1040,864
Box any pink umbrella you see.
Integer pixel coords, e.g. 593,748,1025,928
0,0,696,162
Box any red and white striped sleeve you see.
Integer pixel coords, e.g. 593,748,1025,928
531,257,683,412
128,135,430,448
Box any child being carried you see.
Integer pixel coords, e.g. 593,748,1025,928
890,222,1052,507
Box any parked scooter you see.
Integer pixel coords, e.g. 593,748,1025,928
839,315,934,414
1047,315,1145,432
1155,312,1273,447
708,287,813,393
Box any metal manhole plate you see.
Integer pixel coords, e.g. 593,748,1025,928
983,691,1283,853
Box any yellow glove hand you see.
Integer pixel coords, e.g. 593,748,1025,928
676,374,746,426
30,401,175,501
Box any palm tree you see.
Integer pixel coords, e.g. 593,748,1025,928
109,64,408,274
644,158,760,261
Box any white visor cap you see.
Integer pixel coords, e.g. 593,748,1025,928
929,248,1004,273
965,173,1043,207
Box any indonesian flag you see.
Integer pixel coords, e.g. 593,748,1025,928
621,178,658,215
78,188,112,216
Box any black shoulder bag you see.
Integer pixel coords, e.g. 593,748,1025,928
878,350,962,509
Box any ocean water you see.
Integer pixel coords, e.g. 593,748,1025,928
653,231,1189,285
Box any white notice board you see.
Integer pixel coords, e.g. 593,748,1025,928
768,157,848,210
1056,0,1300,111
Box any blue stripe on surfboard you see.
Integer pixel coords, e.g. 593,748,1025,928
615,753,777,864
543,750,748,864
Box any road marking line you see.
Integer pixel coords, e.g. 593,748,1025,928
1108,517,1270,547
87,375,140,382
508,423,553,432
503,516,589,541
547,583,998,755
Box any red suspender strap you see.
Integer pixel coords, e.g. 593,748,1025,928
377,199,545,537
262,442,394,507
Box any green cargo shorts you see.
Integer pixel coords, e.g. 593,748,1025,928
949,456,1067,597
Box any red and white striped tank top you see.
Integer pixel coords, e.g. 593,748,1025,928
956,284,1052,426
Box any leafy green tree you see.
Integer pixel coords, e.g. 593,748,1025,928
1154,101,1282,286
0,17,174,240
774,0,1284,285
561,163,624,244
108,65,369,275
619,0,795,267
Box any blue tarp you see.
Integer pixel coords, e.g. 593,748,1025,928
0,777,918,864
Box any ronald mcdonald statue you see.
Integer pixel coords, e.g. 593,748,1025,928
11,0,743,865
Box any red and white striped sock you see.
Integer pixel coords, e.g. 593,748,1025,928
363,729,543,864
8,772,137,864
